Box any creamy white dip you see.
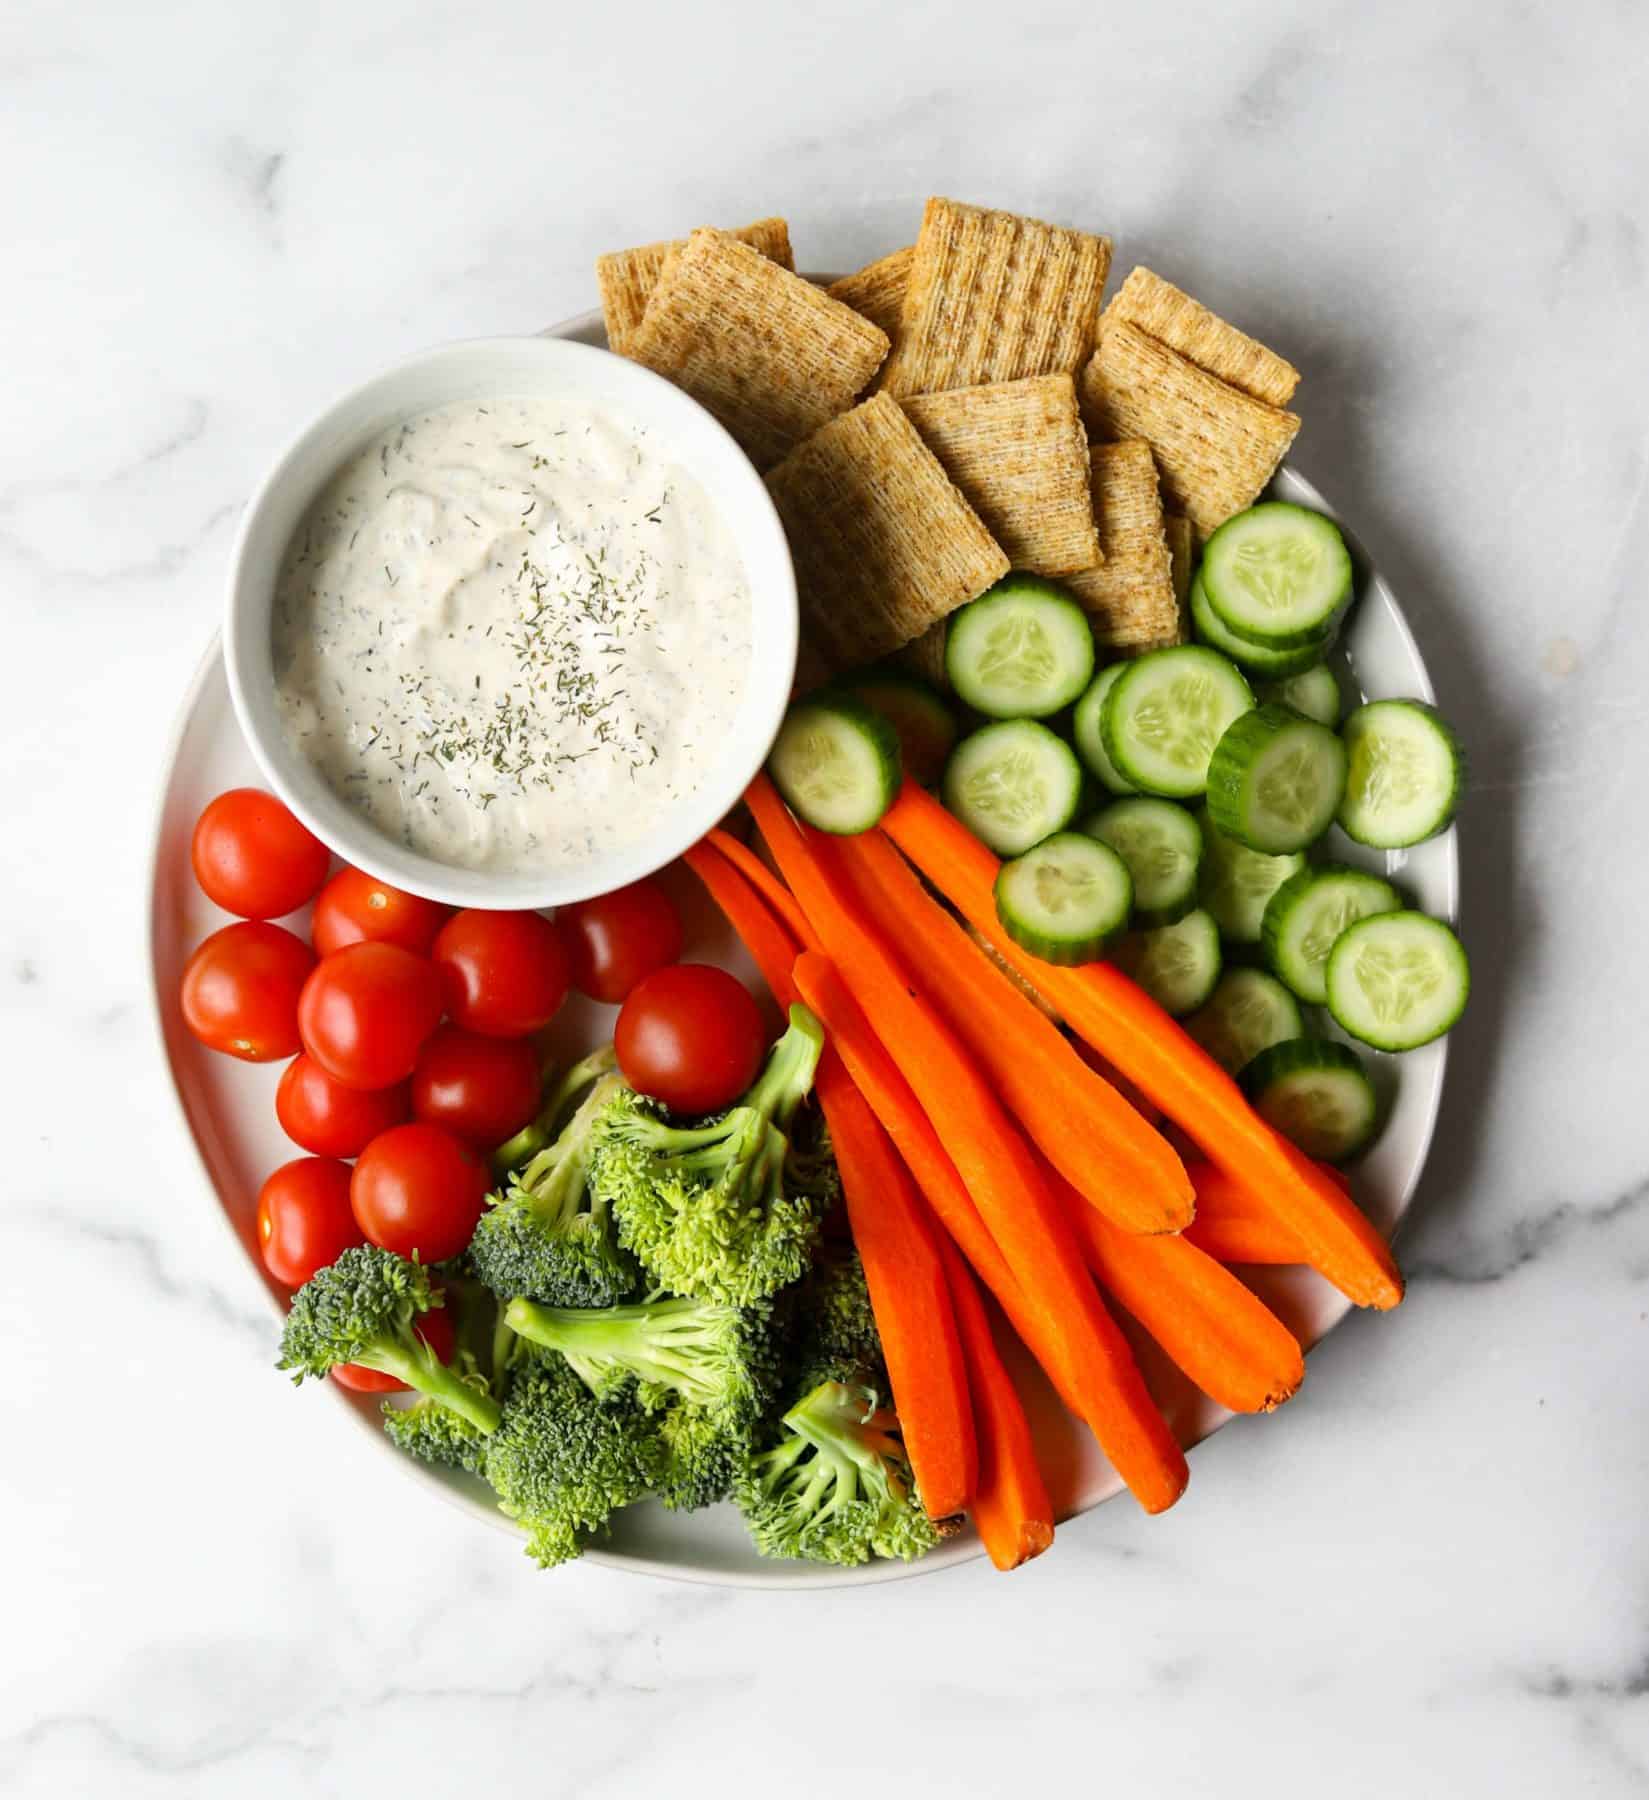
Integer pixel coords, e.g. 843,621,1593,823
271,395,751,872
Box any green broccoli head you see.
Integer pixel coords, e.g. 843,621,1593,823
736,1379,944,1566
382,1354,497,1474
594,1008,827,1305
469,1074,639,1307
788,1248,884,1397
278,1246,501,1436
481,1351,659,1568
784,1113,843,1213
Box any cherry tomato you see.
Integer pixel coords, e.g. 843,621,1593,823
191,787,330,919
615,963,766,1114
411,1025,542,1148
275,1053,411,1158
350,1122,490,1262
298,942,443,1090
331,1299,455,1392
310,866,451,959
181,921,315,1062
256,1156,364,1288
432,909,570,1038
559,879,684,1005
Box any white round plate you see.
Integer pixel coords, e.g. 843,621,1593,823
148,301,1457,1588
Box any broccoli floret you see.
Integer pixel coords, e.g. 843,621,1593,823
784,1112,843,1213
382,1353,497,1473
788,1248,883,1396
481,1352,659,1567
652,1400,748,1512
735,1379,943,1566
492,1045,618,1176
469,1074,639,1307
278,1246,501,1438
594,1007,827,1305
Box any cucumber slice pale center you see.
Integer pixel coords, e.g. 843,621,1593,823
1138,672,1238,768
1349,730,1430,813
1257,745,1332,826
978,619,1060,697
1350,940,1447,1027
961,750,1050,832
1231,536,1327,617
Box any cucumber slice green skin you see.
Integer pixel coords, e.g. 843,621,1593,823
1196,808,1306,945
1205,703,1349,855
1185,968,1305,1075
1101,645,1255,800
845,670,957,788
768,694,902,835
942,720,1085,858
1191,573,1334,677
1201,503,1355,649
1240,1038,1380,1163
995,832,1133,966
1257,663,1342,726
1262,863,1404,1005
1111,909,1223,1018
1082,797,1203,927
1325,911,1471,1051
945,576,1097,720
1073,665,1137,794
1337,700,1464,849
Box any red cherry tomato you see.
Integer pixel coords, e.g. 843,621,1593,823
411,1025,542,1148
350,1123,490,1262
256,1156,364,1288
310,866,451,959
191,787,330,919
331,1300,455,1392
615,963,766,1114
432,909,570,1038
559,878,684,1004
298,942,443,1090
181,921,315,1062
275,1053,411,1158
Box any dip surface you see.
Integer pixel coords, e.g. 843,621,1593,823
271,394,751,872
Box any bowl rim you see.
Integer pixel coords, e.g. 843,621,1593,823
222,332,797,909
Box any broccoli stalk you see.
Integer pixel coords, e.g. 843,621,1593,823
381,1276,506,1472
492,1044,618,1176
278,1246,501,1436
594,1006,828,1305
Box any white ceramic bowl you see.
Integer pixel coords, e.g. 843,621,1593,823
223,336,796,908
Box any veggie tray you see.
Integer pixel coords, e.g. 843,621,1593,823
150,238,1459,1588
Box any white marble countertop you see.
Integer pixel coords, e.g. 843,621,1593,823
5,2,1647,1793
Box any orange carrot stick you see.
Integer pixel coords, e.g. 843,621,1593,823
935,1230,1053,1570
881,782,1403,1311
746,776,1186,1513
706,828,817,949
682,841,804,1004
1182,1161,1360,1265
830,826,1192,1233
1052,1166,1305,1414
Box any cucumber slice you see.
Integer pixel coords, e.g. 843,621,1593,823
1101,645,1254,799
768,694,900,834
1082,797,1202,926
845,670,957,788
1191,571,1333,677
1337,700,1464,848
942,720,1084,857
1111,909,1222,1017
1325,911,1470,1051
1201,503,1354,648
1073,665,1137,794
1257,662,1342,725
1197,809,1306,944
1206,703,1349,854
945,576,1097,719
1241,1038,1379,1162
995,832,1133,965
1185,969,1305,1074
1262,863,1403,1005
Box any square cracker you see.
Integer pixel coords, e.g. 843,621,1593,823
900,374,1099,576
597,217,794,357
765,393,1009,669
1104,267,1300,407
628,229,889,468
1064,441,1180,650
1079,320,1301,540
895,619,950,688
1164,512,1194,610
826,246,914,341
880,197,1112,398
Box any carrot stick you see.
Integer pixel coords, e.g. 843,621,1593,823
881,783,1404,1311
1182,1161,1359,1265
705,828,818,950
685,839,976,1516
831,827,1192,1233
935,1230,1053,1570
747,776,1187,1513
1052,1166,1305,1414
